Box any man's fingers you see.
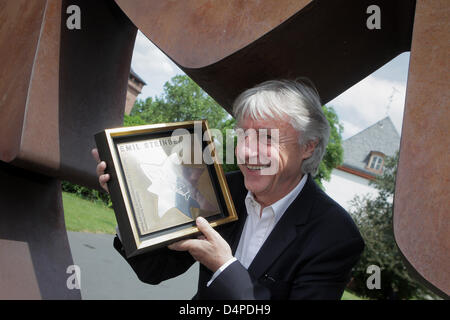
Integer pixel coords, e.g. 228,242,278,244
92,148,100,163
96,161,107,177
195,217,220,241
167,240,188,251
97,162,110,193
168,239,202,251
92,148,109,193
99,174,110,184
98,173,109,193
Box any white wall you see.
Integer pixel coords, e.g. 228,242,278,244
322,168,379,211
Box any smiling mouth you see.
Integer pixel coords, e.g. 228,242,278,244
246,164,270,171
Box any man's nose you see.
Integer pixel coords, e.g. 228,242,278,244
241,137,260,166
245,138,259,158
236,137,258,162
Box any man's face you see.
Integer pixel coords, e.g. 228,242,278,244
235,116,314,205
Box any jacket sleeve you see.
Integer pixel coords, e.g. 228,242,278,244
206,236,364,300
289,235,364,299
112,171,241,286
113,236,196,285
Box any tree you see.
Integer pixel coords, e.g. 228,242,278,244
216,117,239,173
131,75,230,129
123,114,147,127
131,75,237,171
348,152,435,299
314,106,343,188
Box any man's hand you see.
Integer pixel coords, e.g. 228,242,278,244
168,217,233,272
91,148,110,193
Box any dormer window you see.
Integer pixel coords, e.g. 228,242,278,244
367,152,385,174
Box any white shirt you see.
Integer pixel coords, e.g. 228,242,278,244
207,174,308,286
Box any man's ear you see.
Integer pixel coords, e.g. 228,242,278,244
302,139,319,159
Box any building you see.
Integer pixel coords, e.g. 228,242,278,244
323,117,400,211
125,68,146,115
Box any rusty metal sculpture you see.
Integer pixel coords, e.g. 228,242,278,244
393,0,449,299
0,0,448,298
0,0,137,299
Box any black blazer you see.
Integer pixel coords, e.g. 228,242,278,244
113,171,365,300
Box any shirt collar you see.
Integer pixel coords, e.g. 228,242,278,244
244,174,308,222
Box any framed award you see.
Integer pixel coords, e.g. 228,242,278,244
95,120,237,257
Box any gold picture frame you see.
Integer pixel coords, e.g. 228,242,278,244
95,120,237,258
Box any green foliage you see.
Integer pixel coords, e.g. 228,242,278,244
61,181,111,207
131,75,237,172
123,114,147,127
348,152,435,299
131,75,230,129
341,290,365,300
216,117,239,173
313,106,344,188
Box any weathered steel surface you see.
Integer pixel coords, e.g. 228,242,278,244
57,0,137,189
0,0,47,163
115,0,416,111
394,0,449,297
0,0,137,189
0,161,80,299
114,0,312,68
14,0,61,174
0,0,137,299
0,0,448,299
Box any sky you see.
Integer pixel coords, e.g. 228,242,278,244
131,31,410,140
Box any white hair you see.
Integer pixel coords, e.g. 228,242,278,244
232,78,330,176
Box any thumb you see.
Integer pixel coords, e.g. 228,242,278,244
196,217,218,241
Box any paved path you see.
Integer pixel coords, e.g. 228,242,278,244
67,231,199,300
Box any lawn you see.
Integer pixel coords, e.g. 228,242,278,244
62,192,117,234
62,192,364,300
341,290,364,300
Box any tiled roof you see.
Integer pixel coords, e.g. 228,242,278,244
341,117,400,177
130,67,147,85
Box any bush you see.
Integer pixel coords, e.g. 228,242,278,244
61,181,111,207
348,152,437,299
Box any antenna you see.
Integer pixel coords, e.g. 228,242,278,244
386,87,400,117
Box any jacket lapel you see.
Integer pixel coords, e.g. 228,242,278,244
229,189,248,254
222,171,249,254
246,175,316,280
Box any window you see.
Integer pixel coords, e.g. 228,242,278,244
367,152,385,174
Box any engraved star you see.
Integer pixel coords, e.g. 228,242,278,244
140,153,200,219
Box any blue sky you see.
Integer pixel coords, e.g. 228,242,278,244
131,31,410,139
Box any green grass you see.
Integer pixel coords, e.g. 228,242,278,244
62,192,117,234
341,290,365,300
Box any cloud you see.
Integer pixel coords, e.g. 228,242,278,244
131,31,184,100
327,75,406,139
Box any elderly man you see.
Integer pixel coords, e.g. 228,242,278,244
93,79,364,299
